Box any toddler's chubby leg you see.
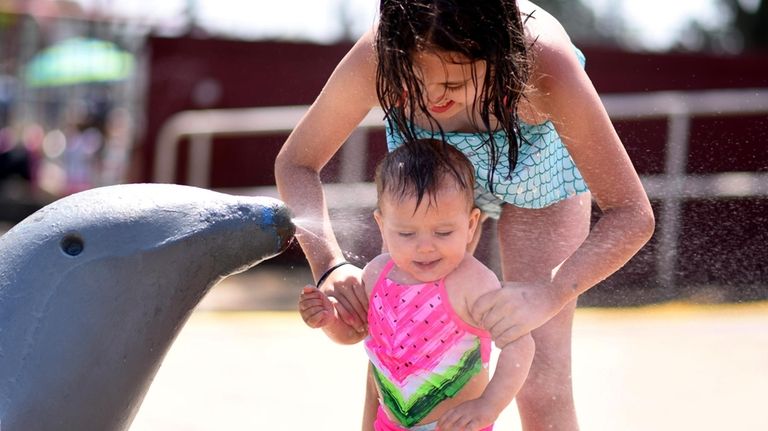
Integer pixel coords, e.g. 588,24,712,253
363,364,378,431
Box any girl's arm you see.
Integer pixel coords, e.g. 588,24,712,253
275,29,379,331
298,254,383,344
473,13,655,347
478,334,535,413
323,309,367,345
533,22,655,301
323,313,366,345
437,336,535,431
299,286,365,344
439,262,535,430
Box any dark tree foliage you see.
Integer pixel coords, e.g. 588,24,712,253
734,0,768,49
713,0,767,51
535,0,768,53
527,0,625,47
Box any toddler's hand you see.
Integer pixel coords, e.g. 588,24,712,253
437,398,498,431
298,286,335,328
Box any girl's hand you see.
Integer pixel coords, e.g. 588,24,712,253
298,286,335,328
437,398,498,431
318,263,368,333
471,281,570,348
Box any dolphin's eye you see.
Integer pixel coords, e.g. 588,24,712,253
60,234,84,257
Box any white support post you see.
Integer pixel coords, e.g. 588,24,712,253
187,134,213,188
657,112,691,291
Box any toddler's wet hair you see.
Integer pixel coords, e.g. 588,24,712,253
375,139,475,210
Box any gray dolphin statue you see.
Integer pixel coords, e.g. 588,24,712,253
0,183,295,431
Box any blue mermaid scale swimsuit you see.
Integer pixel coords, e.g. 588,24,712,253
386,48,590,218
386,120,589,217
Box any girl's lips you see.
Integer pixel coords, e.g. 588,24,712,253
429,100,455,114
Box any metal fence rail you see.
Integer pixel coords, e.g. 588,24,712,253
153,88,768,289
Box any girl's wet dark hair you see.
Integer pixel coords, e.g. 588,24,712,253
375,139,476,212
376,0,533,193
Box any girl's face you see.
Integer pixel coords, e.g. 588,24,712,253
374,184,480,283
412,50,486,120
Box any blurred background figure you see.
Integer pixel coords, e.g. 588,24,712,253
61,99,103,194
0,0,142,224
100,106,134,185
0,125,31,187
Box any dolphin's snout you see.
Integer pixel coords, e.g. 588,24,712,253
270,202,295,252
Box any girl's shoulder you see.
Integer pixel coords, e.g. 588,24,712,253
521,2,585,77
443,256,500,329
445,255,501,304
362,253,392,296
520,4,591,115
520,1,571,47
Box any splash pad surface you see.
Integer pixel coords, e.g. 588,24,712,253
131,300,768,431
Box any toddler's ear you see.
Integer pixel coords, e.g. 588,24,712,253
373,208,384,232
467,207,481,236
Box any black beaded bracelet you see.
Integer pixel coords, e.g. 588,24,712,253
315,261,351,288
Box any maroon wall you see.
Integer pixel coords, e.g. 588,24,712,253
141,38,768,183
141,37,355,187
141,36,768,303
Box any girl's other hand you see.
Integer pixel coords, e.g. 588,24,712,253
318,263,368,333
298,286,335,328
437,398,497,431
471,281,568,348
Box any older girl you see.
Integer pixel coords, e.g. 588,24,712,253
276,1,654,429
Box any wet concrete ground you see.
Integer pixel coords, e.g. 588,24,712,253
129,266,768,431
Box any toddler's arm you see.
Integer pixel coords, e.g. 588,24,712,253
438,334,535,431
438,258,536,430
299,286,366,344
482,334,535,414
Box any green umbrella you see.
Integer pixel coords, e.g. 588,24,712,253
24,37,134,87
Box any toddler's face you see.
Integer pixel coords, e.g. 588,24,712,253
375,184,480,283
411,50,486,120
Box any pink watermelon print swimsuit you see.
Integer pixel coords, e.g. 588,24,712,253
365,260,493,431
